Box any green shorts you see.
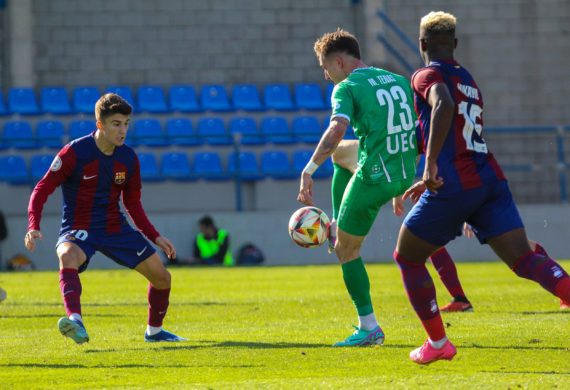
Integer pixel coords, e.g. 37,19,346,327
338,176,414,236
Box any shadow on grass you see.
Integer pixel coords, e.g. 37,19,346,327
0,363,261,369
83,340,331,354
7,301,236,308
0,313,132,319
481,370,570,375
520,311,570,315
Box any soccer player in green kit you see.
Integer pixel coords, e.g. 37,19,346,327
297,29,418,346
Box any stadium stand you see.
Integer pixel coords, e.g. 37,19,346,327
229,117,265,145
0,92,7,115
294,83,326,111
36,120,65,149
292,115,322,144
161,152,195,181
8,87,40,115
137,85,169,113
232,84,264,112
228,151,263,181
169,85,201,113
261,116,296,144
3,121,37,149
0,155,29,184
197,117,232,145
30,154,53,182
194,151,229,181
325,83,334,108
200,85,232,112
69,119,96,140
105,86,136,110
132,119,168,147
40,87,72,115
165,118,201,146
260,150,295,180
73,87,100,114
137,152,162,181
264,84,295,111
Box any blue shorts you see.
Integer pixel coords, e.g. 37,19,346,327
403,180,524,246
56,228,156,273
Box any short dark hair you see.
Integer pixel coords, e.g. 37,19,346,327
95,93,132,122
199,215,215,228
314,28,361,60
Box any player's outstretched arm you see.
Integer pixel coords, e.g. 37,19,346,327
24,230,43,252
297,117,348,206
155,236,176,260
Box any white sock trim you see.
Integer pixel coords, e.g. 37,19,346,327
428,336,448,349
69,313,83,323
146,325,162,336
358,313,379,331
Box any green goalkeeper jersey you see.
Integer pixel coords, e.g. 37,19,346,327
331,67,418,184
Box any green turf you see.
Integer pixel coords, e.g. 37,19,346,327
0,261,568,389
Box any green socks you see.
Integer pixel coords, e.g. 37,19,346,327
341,257,374,316
331,163,352,220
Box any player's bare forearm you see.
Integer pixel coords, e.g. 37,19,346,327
310,117,348,165
426,83,454,163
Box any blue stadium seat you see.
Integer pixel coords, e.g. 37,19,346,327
0,155,29,184
137,153,162,182
105,86,136,109
260,116,296,144
8,87,40,115
194,152,229,181
0,91,7,115
200,85,232,112
132,119,168,147
322,117,357,139
31,154,54,182
228,152,263,181
292,115,322,143
169,85,201,113
161,152,195,181
197,117,232,145
40,87,72,115
69,120,96,140
232,84,263,111
36,120,65,149
165,118,201,146
229,117,264,145
293,150,334,179
264,84,294,111
261,150,295,180
137,85,169,113
295,83,326,110
3,121,37,149
325,83,334,108
73,86,100,114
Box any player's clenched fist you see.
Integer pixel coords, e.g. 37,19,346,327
25,230,43,252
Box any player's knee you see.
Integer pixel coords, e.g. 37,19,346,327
153,269,171,289
336,239,361,262
58,250,82,269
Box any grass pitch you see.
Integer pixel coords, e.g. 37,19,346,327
0,261,568,389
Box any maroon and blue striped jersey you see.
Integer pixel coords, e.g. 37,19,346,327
28,132,160,241
412,60,505,193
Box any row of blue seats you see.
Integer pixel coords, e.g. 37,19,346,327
0,150,334,184
0,116,354,149
0,83,335,115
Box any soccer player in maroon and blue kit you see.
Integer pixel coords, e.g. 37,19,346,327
392,11,570,364
25,93,185,344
